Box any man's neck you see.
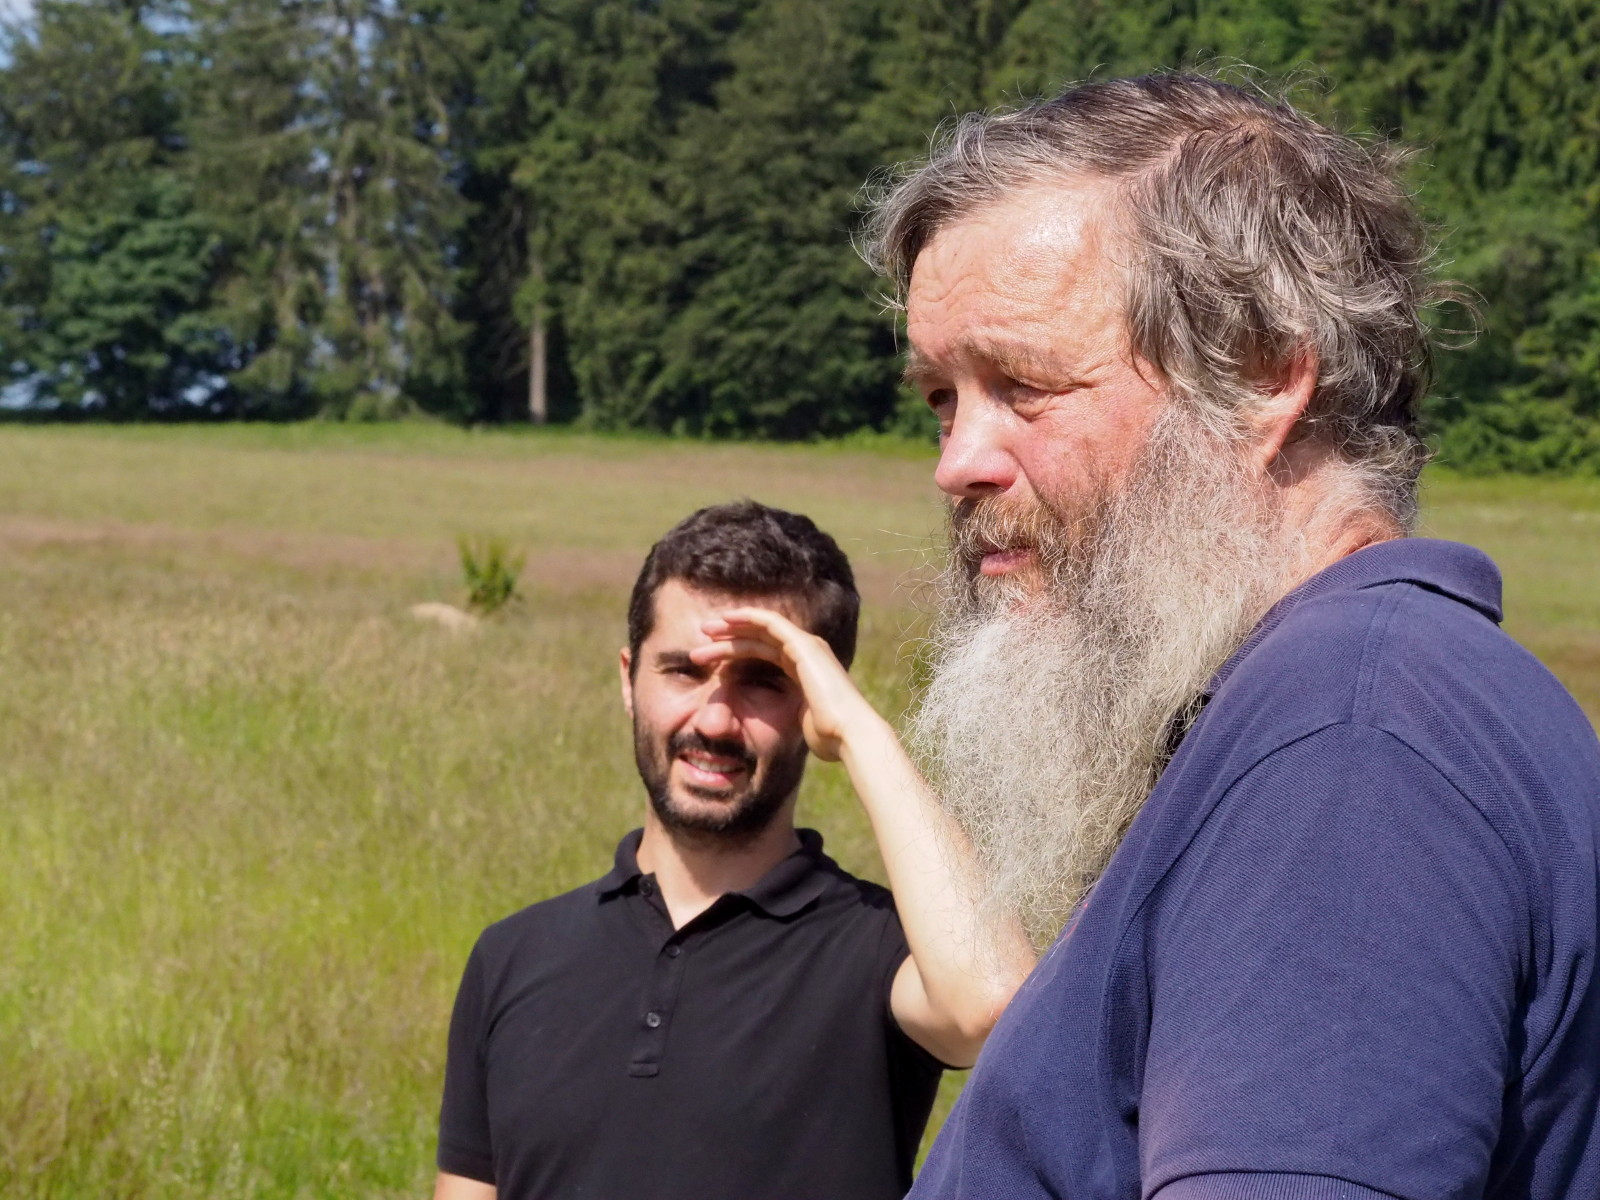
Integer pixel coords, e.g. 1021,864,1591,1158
635,814,802,929
1274,446,1405,594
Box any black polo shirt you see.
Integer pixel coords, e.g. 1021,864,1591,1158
437,828,944,1200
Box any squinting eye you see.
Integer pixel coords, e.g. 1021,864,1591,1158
926,388,955,411
1006,380,1054,412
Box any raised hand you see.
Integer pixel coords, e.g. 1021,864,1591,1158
692,606,875,762
697,603,1034,1066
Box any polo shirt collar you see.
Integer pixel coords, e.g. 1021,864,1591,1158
737,829,833,918
594,826,833,918
1208,537,1503,698
595,828,647,897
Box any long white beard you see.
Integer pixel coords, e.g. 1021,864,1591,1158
908,408,1298,948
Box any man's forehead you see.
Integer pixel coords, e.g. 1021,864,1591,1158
646,580,805,642
916,179,1118,278
903,181,1126,367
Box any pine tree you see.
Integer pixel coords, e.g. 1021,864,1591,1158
184,0,325,415
188,0,466,418
436,0,575,423
646,0,899,436
0,0,231,415
1314,0,1600,469
509,0,747,430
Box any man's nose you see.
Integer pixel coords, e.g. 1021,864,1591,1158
933,397,1017,499
691,690,741,741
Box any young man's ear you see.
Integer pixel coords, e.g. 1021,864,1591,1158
618,648,634,719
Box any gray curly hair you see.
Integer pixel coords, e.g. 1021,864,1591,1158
861,73,1442,530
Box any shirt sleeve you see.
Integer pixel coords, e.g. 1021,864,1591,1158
437,937,496,1183
875,903,953,1074
1141,723,1528,1200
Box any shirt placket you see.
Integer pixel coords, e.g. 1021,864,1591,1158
627,876,693,1078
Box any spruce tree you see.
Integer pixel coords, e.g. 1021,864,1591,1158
188,0,466,418
649,0,900,436
0,0,230,415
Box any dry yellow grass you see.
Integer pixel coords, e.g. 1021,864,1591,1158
0,425,1593,1197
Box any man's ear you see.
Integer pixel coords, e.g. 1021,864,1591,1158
619,648,634,719
1248,347,1318,477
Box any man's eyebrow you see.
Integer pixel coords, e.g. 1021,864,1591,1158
901,338,1056,387
653,650,696,669
901,346,938,388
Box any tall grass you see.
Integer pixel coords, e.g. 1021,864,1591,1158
0,427,1594,1197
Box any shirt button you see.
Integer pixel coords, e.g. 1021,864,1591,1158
644,1011,663,1029
639,878,655,897
665,944,681,958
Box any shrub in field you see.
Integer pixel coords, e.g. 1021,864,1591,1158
458,537,525,615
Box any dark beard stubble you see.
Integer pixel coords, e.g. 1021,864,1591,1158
633,724,808,845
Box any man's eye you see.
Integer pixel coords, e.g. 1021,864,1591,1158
925,388,956,412
1006,380,1054,412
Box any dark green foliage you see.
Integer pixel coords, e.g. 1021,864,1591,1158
614,0,899,436
0,0,1595,469
1303,0,1600,472
185,0,468,419
19,172,228,415
0,1,234,415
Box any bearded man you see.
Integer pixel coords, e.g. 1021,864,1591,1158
858,73,1600,1200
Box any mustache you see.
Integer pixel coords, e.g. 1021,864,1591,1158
667,730,757,773
947,492,1092,580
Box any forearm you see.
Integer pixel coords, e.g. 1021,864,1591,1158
838,704,1036,1043
688,604,1034,1053
433,1172,495,1200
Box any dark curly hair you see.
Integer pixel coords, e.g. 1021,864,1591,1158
627,500,859,671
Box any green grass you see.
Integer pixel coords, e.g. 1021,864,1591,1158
1,427,1595,1198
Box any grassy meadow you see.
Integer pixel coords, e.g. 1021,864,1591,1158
1,425,1596,1198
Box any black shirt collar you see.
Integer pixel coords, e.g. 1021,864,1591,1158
1207,536,1503,700
595,828,647,897
594,827,834,918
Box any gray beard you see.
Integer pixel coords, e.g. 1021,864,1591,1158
907,408,1298,949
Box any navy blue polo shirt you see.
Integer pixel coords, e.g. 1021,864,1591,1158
913,538,1600,1200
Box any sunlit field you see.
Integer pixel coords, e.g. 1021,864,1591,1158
2,426,1596,1198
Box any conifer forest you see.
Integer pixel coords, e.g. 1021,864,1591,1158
0,0,1596,471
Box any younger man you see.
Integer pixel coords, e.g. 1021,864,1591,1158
434,501,1031,1200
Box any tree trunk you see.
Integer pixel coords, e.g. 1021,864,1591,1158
528,306,548,425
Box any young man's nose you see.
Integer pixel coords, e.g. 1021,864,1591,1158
690,693,741,741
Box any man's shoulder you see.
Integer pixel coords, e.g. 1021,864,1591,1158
1221,545,1588,750
773,846,906,965
810,851,898,917
1191,544,1599,863
471,876,606,966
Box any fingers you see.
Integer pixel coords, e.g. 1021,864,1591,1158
703,606,810,643
701,607,837,668
688,638,787,667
